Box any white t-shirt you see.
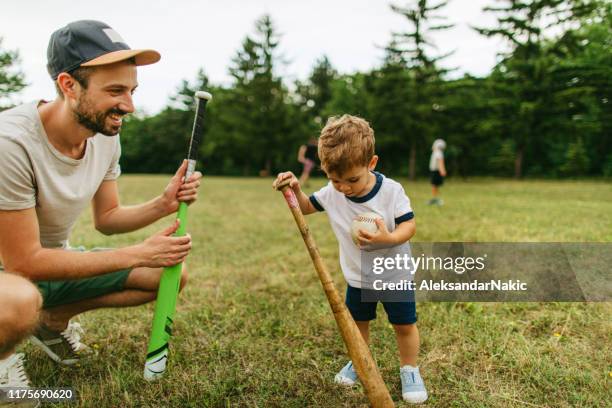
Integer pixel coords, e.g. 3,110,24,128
0,101,121,249
310,172,414,288
429,149,443,171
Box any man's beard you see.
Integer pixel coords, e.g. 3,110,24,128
72,93,127,136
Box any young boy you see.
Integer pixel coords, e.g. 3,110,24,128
274,115,427,403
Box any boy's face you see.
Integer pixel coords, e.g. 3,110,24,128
326,156,378,197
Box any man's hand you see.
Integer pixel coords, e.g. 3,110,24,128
357,218,397,247
131,220,192,268
273,171,301,192
160,160,203,215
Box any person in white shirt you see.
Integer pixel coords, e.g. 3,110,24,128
428,139,447,205
274,115,427,404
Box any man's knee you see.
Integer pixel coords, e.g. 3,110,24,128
11,279,42,332
0,274,42,348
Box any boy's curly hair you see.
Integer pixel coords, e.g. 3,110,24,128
318,114,375,176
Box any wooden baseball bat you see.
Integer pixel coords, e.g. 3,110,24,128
274,180,395,408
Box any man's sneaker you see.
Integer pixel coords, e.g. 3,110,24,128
334,361,358,386
30,322,92,366
400,365,428,403
0,353,39,407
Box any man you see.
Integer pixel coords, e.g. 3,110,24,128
0,20,201,385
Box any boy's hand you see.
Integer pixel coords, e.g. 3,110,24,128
273,171,301,192
357,218,397,247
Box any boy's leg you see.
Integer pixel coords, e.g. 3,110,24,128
382,298,418,366
383,299,427,403
392,323,420,367
355,320,370,344
335,286,376,385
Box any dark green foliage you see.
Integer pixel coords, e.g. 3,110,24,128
110,4,611,178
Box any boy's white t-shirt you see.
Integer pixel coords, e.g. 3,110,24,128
310,172,414,288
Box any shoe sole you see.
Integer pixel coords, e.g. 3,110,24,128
402,391,428,404
334,374,357,386
29,336,78,366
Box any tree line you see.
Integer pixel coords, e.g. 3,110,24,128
1,1,610,178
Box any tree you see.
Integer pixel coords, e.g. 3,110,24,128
475,0,597,178
225,14,293,175
0,38,26,109
295,55,338,129
387,0,455,179
364,45,414,175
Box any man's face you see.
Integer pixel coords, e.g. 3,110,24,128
326,156,379,197
72,61,138,136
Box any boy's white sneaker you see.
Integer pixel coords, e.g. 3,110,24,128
400,365,428,404
334,361,358,386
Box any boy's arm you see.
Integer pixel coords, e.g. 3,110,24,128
438,157,447,177
273,171,317,215
357,219,416,247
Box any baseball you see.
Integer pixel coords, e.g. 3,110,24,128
351,212,383,246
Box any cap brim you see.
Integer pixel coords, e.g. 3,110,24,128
81,49,161,67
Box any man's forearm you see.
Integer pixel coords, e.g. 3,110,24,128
14,246,142,282
96,196,168,235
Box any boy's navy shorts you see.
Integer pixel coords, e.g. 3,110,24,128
345,285,417,325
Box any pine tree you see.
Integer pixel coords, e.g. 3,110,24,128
0,38,26,109
475,0,596,177
296,55,338,128
388,0,455,179
226,14,292,175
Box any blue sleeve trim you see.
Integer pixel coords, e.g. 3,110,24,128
395,212,414,224
309,195,324,212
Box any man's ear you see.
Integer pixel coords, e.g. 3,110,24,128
56,73,80,100
368,155,379,171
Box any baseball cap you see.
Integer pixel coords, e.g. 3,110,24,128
47,20,161,80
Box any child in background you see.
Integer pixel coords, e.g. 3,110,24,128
428,139,447,205
297,138,319,187
274,115,427,403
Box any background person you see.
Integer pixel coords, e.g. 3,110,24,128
297,138,319,187
428,138,447,205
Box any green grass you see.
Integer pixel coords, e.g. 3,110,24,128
25,177,611,407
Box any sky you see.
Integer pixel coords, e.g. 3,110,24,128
2,0,508,114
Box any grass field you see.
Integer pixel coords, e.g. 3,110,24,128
24,176,611,407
